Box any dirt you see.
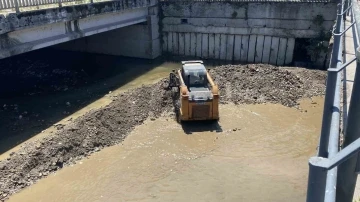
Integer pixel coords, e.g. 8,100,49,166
211,64,326,107
0,64,326,201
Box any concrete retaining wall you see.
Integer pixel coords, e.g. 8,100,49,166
160,1,337,67
163,32,295,65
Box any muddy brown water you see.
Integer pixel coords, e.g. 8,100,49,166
7,97,323,202
0,53,226,158
0,56,182,158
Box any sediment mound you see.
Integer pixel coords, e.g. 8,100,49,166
0,64,326,201
210,64,326,106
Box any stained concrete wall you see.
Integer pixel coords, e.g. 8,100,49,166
160,1,337,67
55,5,160,59
163,32,294,65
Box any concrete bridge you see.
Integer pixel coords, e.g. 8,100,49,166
0,0,338,68
0,0,161,59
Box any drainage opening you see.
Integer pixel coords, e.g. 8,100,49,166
293,38,312,67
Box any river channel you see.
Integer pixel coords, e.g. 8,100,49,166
0,48,323,202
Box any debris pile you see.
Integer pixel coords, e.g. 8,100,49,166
210,64,326,107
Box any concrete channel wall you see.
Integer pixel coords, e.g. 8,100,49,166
160,1,337,67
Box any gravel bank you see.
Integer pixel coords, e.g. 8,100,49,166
0,64,326,201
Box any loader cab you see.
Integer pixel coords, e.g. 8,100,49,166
181,61,208,89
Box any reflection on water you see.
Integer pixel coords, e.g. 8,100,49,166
0,49,220,156
8,97,323,202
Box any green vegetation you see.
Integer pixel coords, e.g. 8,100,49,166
312,15,325,27
231,11,237,18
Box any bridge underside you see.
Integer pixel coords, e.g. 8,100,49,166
0,4,160,59
54,15,160,59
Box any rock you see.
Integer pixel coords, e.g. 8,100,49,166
58,157,64,164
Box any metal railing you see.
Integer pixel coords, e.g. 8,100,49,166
0,0,148,13
0,0,83,12
306,0,360,201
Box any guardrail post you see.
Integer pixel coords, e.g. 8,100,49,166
336,47,360,202
307,158,328,202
